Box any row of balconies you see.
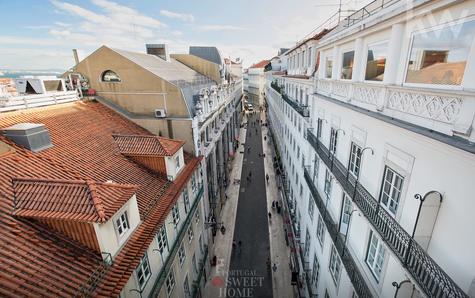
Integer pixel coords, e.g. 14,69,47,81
196,82,242,123
269,81,310,118
304,129,467,298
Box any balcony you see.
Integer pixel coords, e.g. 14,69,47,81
303,166,373,297
305,129,467,298
270,81,309,118
149,185,205,297
315,79,474,140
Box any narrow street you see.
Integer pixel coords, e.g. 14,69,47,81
227,110,273,297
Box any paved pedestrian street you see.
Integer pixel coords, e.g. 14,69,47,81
203,110,294,298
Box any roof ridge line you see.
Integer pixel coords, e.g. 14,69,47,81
86,179,107,222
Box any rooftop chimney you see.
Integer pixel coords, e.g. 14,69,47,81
2,123,53,152
146,44,170,62
72,49,79,65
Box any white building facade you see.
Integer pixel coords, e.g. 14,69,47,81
266,0,475,297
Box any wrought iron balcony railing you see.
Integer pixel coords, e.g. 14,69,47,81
303,167,373,297
270,81,309,117
150,185,205,297
305,129,468,298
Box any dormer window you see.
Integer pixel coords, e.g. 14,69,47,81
101,70,121,82
115,210,130,237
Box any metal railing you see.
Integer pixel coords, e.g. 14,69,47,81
305,129,468,298
75,253,113,297
270,81,309,117
149,185,205,297
303,167,373,298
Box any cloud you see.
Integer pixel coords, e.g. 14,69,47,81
195,25,246,32
25,25,51,30
160,10,194,22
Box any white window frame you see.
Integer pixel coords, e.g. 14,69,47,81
172,203,180,226
379,166,404,216
183,189,190,214
402,17,475,90
176,155,181,171
348,142,362,178
308,195,315,220
363,40,389,84
329,245,342,286
324,55,333,79
340,49,355,80
166,269,176,295
188,226,194,242
136,253,151,290
329,127,338,153
317,214,325,247
312,254,320,288
365,231,387,281
178,243,186,266
157,226,168,253
115,210,130,238
324,170,332,198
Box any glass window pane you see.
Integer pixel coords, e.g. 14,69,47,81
365,43,388,81
325,57,333,78
341,51,355,79
406,20,475,85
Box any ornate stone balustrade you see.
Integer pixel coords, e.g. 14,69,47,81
315,79,475,137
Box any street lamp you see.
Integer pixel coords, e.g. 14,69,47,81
352,146,374,200
392,279,411,298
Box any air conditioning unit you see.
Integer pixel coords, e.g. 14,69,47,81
154,109,166,118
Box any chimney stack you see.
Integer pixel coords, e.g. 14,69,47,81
72,49,79,65
146,44,170,62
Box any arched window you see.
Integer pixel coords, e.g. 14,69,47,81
101,70,121,82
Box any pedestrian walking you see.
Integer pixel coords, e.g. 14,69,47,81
249,171,252,178
220,225,226,235
266,174,269,184
272,263,277,273
268,212,272,219
233,240,237,249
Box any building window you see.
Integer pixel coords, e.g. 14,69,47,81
136,253,151,290
341,50,355,80
176,156,181,170
308,195,314,220
366,231,386,281
188,226,194,242
192,254,197,272
348,142,362,178
329,128,338,154
329,245,342,285
324,170,332,198
184,275,191,297
340,195,352,235
304,229,311,256
313,155,320,182
195,208,200,224
325,56,333,78
183,190,190,214
101,70,121,82
317,214,325,246
178,243,186,266
172,203,180,226
157,226,168,253
312,254,320,288
115,211,129,237
365,42,388,81
166,270,176,295
380,166,404,216
191,174,197,192
406,20,475,86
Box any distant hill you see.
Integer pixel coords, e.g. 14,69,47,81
0,69,65,78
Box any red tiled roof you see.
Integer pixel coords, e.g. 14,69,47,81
0,100,201,297
113,134,184,156
12,178,138,223
249,60,270,69
286,28,333,55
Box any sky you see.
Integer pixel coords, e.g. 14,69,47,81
0,0,370,70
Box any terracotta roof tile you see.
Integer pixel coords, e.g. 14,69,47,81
249,59,270,69
12,178,138,223
113,134,184,156
0,100,201,297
